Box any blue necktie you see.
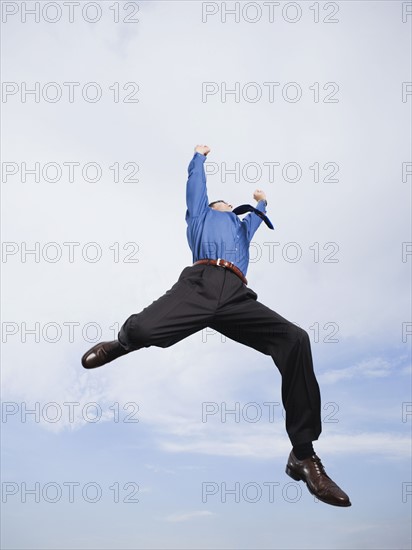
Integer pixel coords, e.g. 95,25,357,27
232,204,274,230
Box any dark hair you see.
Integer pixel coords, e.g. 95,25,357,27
209,200,226,207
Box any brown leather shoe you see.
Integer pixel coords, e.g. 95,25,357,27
286,451,351,507
81,340,130,369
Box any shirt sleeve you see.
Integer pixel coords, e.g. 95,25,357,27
185,152,209,220
242,200,267,240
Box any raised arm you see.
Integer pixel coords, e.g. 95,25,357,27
242,189,268,240
186,145,210,219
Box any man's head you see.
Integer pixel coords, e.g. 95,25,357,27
209,200,233,212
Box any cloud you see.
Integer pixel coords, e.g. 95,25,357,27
318,355,409,385
144,463,176,475
163,511,215,523
156,429,410,461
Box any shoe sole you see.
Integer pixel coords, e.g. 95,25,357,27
285,466,352,507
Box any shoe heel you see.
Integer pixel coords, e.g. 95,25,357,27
285,466,301,481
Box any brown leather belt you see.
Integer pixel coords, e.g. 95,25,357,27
193,258,248,285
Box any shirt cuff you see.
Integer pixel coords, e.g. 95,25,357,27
193,152,207,162
257,199,267,211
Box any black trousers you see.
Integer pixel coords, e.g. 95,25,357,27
118,263,322,446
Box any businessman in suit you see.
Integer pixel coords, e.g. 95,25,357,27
81,145,351,507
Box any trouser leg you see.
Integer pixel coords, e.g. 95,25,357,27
209,279,322,447
118,264,214,351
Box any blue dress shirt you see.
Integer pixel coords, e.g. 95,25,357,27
185,152,269,277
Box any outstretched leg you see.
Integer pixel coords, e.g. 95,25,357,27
208,284,322,447
117,264,216,351
82,264,215,368
207,278,350,506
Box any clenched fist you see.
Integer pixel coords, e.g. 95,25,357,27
253,189,267,202
194,145,210,156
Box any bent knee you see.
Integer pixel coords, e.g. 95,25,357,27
297,327,310,340
284,323,309,345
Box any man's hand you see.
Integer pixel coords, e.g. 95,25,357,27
194,145,210,156
253,189,267,202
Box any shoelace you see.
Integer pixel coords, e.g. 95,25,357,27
311,454,327,477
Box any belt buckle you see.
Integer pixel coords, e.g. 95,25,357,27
216,258,224,268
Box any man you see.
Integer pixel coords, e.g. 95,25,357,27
81,145,351,507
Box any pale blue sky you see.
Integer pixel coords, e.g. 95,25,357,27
1,1,411,549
